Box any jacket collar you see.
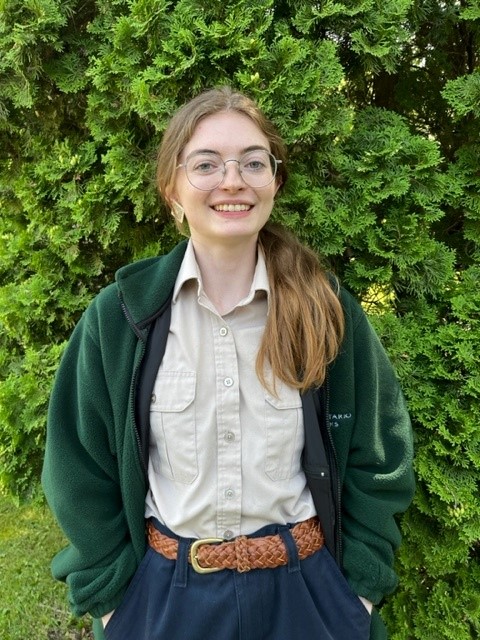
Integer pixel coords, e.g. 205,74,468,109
115,240,188,329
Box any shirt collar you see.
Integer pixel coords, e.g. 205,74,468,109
172,239,270,307
172,240,202,303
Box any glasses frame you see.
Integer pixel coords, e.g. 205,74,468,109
176,150,282,191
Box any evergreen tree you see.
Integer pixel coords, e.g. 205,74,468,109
1,1,478,637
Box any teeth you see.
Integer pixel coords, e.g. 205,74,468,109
214,204,251,212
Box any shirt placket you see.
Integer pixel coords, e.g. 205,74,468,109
212,315,242,540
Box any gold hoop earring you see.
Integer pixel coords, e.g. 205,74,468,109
171,201,185,224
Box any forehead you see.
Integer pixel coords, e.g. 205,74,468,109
182,111,270,158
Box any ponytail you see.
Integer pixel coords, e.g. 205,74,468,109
257,224,344,394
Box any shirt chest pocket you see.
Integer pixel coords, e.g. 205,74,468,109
149,371,198,484
264,385,304,481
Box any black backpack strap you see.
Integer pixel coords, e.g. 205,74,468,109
301,387,337,561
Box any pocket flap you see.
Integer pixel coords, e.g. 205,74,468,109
151,371,196,412
265,383,302,410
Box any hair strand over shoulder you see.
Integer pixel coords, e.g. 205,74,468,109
257,224,344,394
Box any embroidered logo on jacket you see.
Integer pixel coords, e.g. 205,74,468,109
329,413,353,428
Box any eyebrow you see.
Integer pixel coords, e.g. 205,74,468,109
187,145,270,156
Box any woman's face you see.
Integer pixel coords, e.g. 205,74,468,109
169,110,281,250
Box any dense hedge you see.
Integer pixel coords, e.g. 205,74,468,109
1,1,479,638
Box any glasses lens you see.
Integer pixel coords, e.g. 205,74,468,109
185,153,225,190
239,150,277,188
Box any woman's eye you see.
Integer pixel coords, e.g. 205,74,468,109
244,160,266,171
197,162,214,172
193,161,219,173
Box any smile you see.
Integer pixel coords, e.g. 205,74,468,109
213,204,252,212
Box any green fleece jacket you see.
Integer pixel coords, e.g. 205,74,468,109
42,240,414,640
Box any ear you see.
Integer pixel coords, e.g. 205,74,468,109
274,178,283,196
164,185,177,208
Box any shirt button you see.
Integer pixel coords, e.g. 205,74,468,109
225,489,235,499
225,431,235,442
224,377,234,387
219,327,228,336
223,530,234,540
151,393,156,403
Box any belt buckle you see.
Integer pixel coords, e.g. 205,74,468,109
190,537,224,574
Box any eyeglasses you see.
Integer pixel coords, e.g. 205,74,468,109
177,149,282,191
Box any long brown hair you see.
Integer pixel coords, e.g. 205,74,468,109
258,223,344,392
156,87,344,393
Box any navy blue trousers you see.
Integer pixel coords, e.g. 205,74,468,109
104,520,371,640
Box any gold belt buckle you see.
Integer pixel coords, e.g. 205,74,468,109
190,537,224,574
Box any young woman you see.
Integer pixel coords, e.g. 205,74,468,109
43,87,415,640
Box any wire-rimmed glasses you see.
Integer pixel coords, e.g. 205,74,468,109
177,149,282,191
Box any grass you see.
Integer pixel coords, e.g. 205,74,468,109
0,494,93,640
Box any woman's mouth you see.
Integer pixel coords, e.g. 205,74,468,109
212,204,252,212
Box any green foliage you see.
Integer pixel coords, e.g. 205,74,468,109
442,70,480,119
0,494,93,638
0,0,479,637
375,274,480,639
0,344,64,497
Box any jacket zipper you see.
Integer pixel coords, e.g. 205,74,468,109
325,375,343,564
120,295,149,476
120,297,146,341
129,340,148,476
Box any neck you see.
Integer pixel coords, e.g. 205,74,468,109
191,237,258,315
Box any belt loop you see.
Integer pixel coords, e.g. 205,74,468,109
173,537,190,588
279,526,301,574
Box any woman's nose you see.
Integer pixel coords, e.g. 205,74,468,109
221,159,245,189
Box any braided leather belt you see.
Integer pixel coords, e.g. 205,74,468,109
147,517,324,574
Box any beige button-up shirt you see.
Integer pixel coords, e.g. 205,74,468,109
145,241,316,539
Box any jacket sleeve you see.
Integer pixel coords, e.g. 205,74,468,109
42,299,141,619
329,291,415,604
